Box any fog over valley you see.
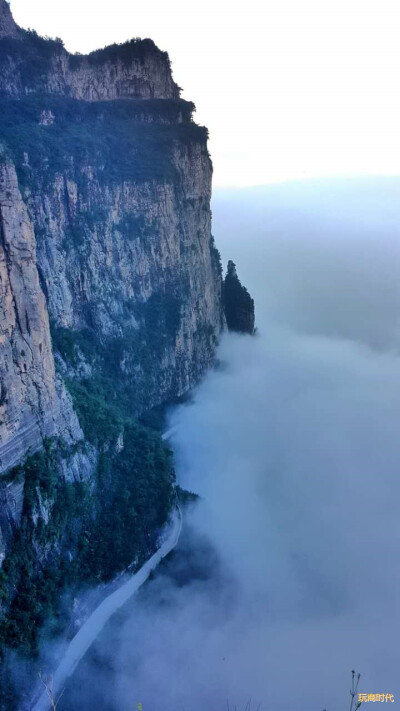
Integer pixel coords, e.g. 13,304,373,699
59,178,400,710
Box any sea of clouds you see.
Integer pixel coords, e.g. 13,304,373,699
61,177,400,711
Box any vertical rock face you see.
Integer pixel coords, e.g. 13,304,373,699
0,160,81,474
23,137,223,406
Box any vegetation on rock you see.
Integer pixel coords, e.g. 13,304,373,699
0,95,207,189
0,421,175,705
69,37,172,71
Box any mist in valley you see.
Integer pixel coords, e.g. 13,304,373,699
61,177,400,710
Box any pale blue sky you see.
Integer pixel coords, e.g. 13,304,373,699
9,0,400,187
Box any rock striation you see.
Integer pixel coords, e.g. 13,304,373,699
0,159,82,474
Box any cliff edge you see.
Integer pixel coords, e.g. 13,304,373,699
0,0,179,100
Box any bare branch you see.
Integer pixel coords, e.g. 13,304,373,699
38,672,65,711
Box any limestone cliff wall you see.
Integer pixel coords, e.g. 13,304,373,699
0,0,223,474
0,160,82,474
25,140,222,403
0,0,224,569
0,44,180,101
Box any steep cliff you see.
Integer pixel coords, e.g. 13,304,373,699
0,3,223,477
0,1,224,695
0,96,223,416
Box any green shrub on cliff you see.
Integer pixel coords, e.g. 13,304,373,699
210,235,223,277
0,95,207,189
1,315,178,661
0,443,87,657
69,37,171,70
0,31,64,88
81,423,175,580
0,424,175,663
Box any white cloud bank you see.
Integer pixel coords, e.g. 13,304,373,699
60,178,400,710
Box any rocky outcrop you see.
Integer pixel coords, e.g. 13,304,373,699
0,0,179,100
223,260,255,334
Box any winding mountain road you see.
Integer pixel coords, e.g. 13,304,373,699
31,507,182,711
